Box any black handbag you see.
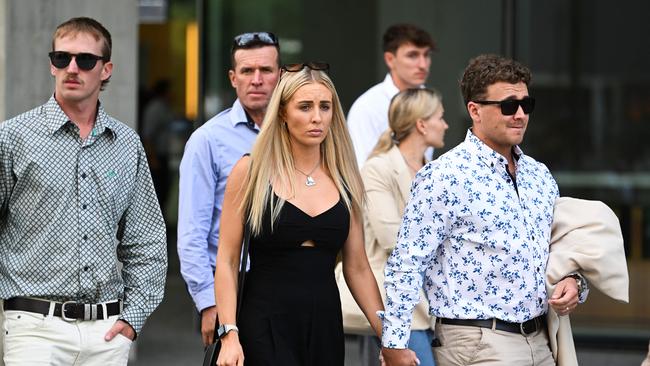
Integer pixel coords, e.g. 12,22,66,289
202,223,251,366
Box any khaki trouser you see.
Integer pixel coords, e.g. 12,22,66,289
3,311,131,365
433,322,555,366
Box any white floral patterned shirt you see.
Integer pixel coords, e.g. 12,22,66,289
382,129,559,348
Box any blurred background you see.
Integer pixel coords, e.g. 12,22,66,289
0,0,648,364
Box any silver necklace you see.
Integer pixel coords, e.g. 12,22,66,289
295,161,320,187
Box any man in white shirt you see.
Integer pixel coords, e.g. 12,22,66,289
347,24,435,166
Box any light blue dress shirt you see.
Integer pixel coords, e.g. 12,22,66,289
382,130,560,348
177,99,258,312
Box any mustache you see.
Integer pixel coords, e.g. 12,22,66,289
64,76,81,83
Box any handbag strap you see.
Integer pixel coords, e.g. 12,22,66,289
236,222,251,318
211,221,251,340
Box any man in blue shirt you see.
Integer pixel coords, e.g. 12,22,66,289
381,54,588,366
177,32,280,346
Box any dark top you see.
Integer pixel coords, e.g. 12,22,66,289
238,193,350,365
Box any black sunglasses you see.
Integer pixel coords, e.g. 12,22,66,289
473,96,535,115
232,32,279,48
49,51,108,71
281,62,330,73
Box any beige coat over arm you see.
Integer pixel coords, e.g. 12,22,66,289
546,197,629,366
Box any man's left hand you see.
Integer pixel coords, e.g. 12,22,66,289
548,276,579,316
104,320,136,341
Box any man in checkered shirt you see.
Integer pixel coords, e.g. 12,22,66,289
0,17,167,365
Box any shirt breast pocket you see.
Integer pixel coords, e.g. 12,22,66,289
95,166,135,223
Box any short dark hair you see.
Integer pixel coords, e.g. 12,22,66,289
382,24,436,54
52,17,112,90
230,32,280,69
460,54,532,105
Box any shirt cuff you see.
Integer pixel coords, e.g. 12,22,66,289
120,305,146,335
194,286,217,312
381,312,410,349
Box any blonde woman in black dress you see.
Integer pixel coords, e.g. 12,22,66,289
214,63,419,366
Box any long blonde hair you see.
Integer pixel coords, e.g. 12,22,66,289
241,67,364,235
369,88,442,158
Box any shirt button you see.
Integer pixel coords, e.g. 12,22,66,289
536,267,540,273
81,173,87,179
538,298,543,304
83,235,88,240
83,266,89,271
82,204,87,209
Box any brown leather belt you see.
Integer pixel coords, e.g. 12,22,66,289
4,297,122,321
438,315,546,336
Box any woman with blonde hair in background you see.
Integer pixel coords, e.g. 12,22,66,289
340,87,448,366
213,63,419,366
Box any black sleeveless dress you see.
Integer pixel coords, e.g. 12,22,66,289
238,193,349,365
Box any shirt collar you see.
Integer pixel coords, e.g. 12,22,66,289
464,129,523,169
383,73,427,97
229,99,259,132
382,73,400,98
44,95,117,138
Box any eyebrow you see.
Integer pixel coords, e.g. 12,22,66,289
295,100,332,104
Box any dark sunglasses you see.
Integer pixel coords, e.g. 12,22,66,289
281,62,330,73
49,51,108,71
473,96,535,115
232,32,279,48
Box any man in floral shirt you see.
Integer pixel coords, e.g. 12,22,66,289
381,54,587,366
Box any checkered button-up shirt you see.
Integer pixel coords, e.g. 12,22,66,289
0,96,167,334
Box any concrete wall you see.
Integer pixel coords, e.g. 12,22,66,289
0,0,137,128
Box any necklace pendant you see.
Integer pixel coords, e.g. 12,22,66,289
305,176,316,187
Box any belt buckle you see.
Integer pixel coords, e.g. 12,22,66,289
61,301,78,322
519,318,537,336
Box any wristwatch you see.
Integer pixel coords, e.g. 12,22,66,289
567,273,586,296
217,324,239,339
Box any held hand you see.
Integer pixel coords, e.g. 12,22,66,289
104,320,136,341
201,306,218,346
381,347,420,366
216,332,244,366
548,276,579,316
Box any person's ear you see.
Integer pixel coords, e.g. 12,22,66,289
415,118,427,135
384,52,396,71
228,69,237,88
467,101,481,125
100,61,113,82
